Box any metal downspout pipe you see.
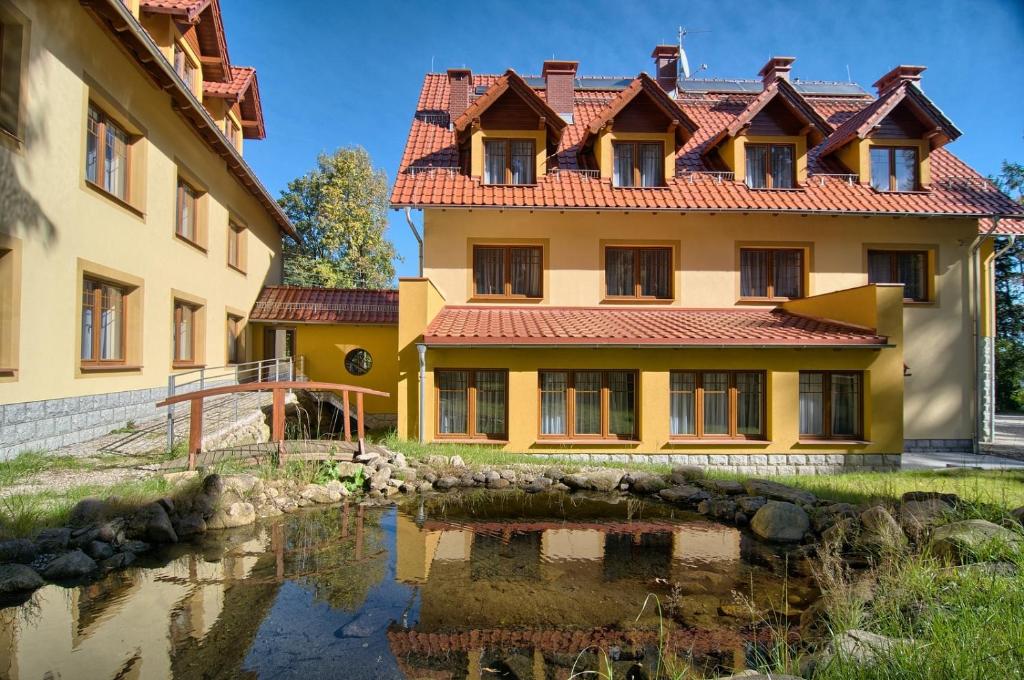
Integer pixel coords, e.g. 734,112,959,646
416,343,426,444
405,207,424,277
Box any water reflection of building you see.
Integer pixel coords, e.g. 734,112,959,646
0,529,274,679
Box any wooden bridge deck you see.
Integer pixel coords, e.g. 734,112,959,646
155,439,388,470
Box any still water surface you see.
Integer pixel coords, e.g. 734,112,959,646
0,492,816,679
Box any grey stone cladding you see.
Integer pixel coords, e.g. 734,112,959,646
531,452,902,475
903,439,973,453
0,387,167,460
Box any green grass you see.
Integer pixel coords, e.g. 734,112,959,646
0,451,87,487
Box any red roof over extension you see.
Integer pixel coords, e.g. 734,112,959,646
422,305,887,347
250,286,398,325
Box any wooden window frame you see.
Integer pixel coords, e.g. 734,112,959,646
80,277,127,368
226,313,243,364
175,178,203,249
603,245,674,301
173,299,199,367
537,369,639,441
669,370,766,440
744,143,796,189
85,102,132,203
482,138,536,186
739,247,805,301
434,369,509,441
867,249,929,302
471,244,543,299
798,371,864,441
227,220,246,273
172,41,198,93
870,145,919,192
611,141,665,188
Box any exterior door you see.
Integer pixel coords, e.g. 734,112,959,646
262,327,295,380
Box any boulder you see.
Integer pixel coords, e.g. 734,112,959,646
927,519,1022,563
631,474,669,495
324,480,349,496
448,455,465,468
750,501,810,543
0,539,37,565
434,476,459,490
206,502,257,530
35,527,72,553
822,517,857,547
902,490,959,505
68,498,108,526
698,478,745,495
736,496,767,514
393,467,417,482
658,484,711,505
857,506,907,552
84,540,115,561
223,474,262,496
368,468,392,491
669,465,705,483
162,470,199,486
820,628,911,667
742,479,816,506
0,564,44,594
101,552,136,570
42,550,97,580
563,469,624,492
300,484,343,504
173,513,207,538
698,499,738,520
1011,506,1024,525
486,477,511,490
119,539,151,554
130,503,178,544
899,498,953,536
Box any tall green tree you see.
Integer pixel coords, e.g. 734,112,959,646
991,161,1024,410
279,147,397,288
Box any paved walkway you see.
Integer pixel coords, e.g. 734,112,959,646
902,450,1024,470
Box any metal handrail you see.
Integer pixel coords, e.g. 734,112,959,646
808,173,860,187
550,168,600,178
679,170,736,183
405,166,461,176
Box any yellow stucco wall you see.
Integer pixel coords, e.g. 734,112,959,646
251,323,398,414
415,209,976,441
719,134,809,184
0,0,283,405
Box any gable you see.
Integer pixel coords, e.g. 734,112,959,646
480,89,542,129
868,99,929,139
613,90,674,132
747,97,805,136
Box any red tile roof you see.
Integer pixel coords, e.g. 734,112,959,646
422,305,887,347
981,217,1024,235
392,72,1020,222
250,286,398,325
203,66,265,138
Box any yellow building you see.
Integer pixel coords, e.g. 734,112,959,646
0,0,294,457
390,51,1024,468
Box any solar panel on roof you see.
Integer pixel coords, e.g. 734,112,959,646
471,75,871,97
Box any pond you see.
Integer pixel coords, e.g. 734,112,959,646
0,492,818,679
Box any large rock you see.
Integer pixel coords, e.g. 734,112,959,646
300,484,343,504
368,468,392,491
222,474,263,496
669,465,705,483
742,479,816,506
899,498,953,536
68,498,108,526
563,469,624,492
130,502,178,544
42,550,97,580
736,496,767,514
698,498,738,520
858,506,907,552
659,484,711,505
1012,506,1024,525
434,476,459,490
206,502,256,530
0,564,44,594
821,628,911,667
631,474,669,495
927,519,1022,563
35,528,72,553
173,513,207,538
698,478,745,495
750,501,810,542
0,539,37,564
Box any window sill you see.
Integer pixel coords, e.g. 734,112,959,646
665,438,771,446
600,297,675,305
172,362,205,370
535,439,641,446
434,438,508,445
80,364,142,374
0,367,18,376
228,263,247,276
84,180,144,219
175,233,207,253
797,439,870,446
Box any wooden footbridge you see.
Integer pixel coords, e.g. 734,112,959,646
156,381,390,470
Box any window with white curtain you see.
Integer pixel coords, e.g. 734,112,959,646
473,245,543,298
745,143,795,189
799,372,862,439
81,278,125,364
86,103,130,201
483,139,535,185
605,246,672,299
867,249,928,301
740,247,804,299
539,370,637,439
436,369,508,439
612,142,665,187
670,371,766,439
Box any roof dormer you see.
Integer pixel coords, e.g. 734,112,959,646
580,73,697,187
703,57,832,189
452,69,567,185
818,65,961,192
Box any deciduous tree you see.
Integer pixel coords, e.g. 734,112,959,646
991,161,1024,410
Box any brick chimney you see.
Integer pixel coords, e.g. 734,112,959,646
873,65,926,95
758,56,795,86
651,45,679,91
447,68,472,122
542,60,578,122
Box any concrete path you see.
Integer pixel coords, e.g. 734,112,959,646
902,450,1024,470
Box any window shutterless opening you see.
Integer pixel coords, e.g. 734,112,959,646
483,139,535,185
227,220,246,272
472,244,543,298
436,369,509,440
86,103,131,202
612,141,664,187
226,314,243,364
80,278,127,367
739,248,805,299
175,178,202,247
745,143,795,189
869,146,918,192
867,249,928,302
604,246,673,300
669,371,766,439
799,371,863,440
173,300,199,365
538,369,638,440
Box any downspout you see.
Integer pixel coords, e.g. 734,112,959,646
416,343,426,443
969,215,1002,452
405,207,423,277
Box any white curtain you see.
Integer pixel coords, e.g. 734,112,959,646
896,252,925,301
770,145,794,188
510,247,542,297
639,248,671,298
86,107,99,185
608,371,635,436
81,293,94,360
540,372,567,435
736,372,762,435
740,249,768,297
437,371,468,434
799,373,824,436
745,145,767,189
670,372,695,435
639,143,662,186
613,144,634,187
605,248,634,296
484,140,505,184
475,370,506,436
474,247,505,295
702,372,729,435
105,123,128,199
510,141,534,184
831,374,860,437
574,371,602,435
773,250,803,298
99,285,122,360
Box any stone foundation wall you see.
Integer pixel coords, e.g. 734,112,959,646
904,439,973,453
530,452,901,475
0,387,168,460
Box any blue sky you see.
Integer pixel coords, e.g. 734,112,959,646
223,0,1024,280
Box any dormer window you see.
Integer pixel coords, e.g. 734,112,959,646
870,146,917,192
745,144,795,189
484,139,535,185
173,42,198,94
612,142,664,188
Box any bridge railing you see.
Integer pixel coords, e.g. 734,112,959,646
156,381,390,470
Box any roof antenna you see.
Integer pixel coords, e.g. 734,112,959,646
430,56,435,73
846,64,852,83
678,26,710,81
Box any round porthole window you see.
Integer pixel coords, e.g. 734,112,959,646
345,348,373,376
